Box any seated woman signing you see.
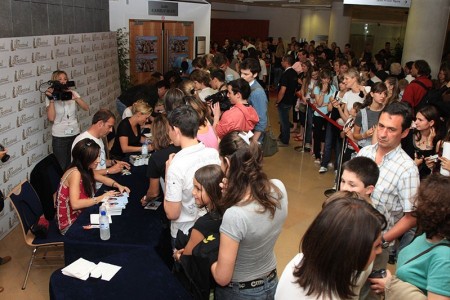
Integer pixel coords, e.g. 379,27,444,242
110,100,153,159
56,138,130,234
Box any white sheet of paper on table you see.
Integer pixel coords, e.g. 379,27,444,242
61,258,97,280
90,214,112,224
92,262,122,281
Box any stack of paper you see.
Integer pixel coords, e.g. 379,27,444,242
61,258,97,280
62,258,122,281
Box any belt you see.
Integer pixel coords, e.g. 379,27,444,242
228,269,277,290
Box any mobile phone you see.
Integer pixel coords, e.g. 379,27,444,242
368,269,386,278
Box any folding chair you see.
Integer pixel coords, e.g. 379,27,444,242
8,180,65,289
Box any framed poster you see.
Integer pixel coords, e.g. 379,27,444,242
195,36,206,56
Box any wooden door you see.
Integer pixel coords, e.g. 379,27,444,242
129,20,163,85
163,21,194,73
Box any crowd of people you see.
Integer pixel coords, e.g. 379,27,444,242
35,33,450,299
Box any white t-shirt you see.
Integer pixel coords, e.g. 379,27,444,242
259,58,267,81
342,86,370,114
46,90,81,137
275,253,372,300
122,107,132,119
72,131,106,190
198,87,217,102
165,142,220,237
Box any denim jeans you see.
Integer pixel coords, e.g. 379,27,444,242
277,103,292,144
215,277,278,300
321,122,342,168
116,98,127,118
52,135,77,171
304,106,314,145
312,116,327,159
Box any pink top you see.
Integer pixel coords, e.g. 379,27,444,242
197,121,219,150
56,173,90,234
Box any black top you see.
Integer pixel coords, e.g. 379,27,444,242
146,144,181,179
110,118,142,159
279,67,298,106
192,212,222,238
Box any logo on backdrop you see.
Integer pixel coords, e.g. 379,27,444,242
36,65,53,76
3,164,24,183
54,36,69,46
33,37,52,49
11,39,32,51
12,83,34,98
9,54,31,67
69,34,82,44
14,69,35,82
22,124,41,140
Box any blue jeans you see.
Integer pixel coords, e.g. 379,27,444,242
52,135,77,171
321,122,342,168
116,98,127,118
277,104,292,144
215,277,278,300
304,106,314,145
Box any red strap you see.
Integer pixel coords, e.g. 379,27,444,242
307,102,360,152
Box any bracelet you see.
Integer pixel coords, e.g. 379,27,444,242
111,181,116,188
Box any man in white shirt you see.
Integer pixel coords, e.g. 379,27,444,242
72,109,130,189
164,106,220,245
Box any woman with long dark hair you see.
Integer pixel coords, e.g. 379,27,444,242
276,197,387,299
56,138,130,234
211,131,288,299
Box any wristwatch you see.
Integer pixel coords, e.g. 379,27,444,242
381,235,390,249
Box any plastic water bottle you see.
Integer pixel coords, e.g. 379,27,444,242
141,140,148,155
99,210,110,240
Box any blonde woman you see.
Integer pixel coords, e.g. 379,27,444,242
45,70,89,170
110,100,153,159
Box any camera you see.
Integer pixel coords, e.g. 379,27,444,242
0,144,10,163
368,269,387,278
48,80,75,101
205,90,232,111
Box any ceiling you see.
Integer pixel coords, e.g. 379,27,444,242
207,0,334,9
206,0,409,23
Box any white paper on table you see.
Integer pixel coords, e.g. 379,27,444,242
90,262,122,281
61,258,97,280
441,142,450,176
90,214,112,224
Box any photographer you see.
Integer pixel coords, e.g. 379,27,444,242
45,70,89,170
212,78,259,139
0,148,12,293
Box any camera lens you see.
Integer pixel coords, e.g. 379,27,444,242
1,154,9,163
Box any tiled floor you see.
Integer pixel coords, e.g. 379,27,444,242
0,100,336,299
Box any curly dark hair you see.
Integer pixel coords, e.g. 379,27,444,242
412,174,450,239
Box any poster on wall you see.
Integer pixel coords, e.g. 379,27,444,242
168,36,189,69
135,36,158,54
136,55,157,73
195,36,206,56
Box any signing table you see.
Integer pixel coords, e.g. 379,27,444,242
49,166,191,299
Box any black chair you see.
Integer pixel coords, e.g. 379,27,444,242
8,180,65,289
30,153,63,220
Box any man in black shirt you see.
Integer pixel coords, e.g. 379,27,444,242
276,55,298,146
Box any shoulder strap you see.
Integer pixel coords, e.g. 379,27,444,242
404,242,450,265
412,80,431,92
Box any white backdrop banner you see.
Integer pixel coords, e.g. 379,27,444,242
0,32,120,240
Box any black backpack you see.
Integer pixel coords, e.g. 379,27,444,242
412,80,449,116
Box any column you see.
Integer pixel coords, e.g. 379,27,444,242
402,0,450,77
328,1,352,48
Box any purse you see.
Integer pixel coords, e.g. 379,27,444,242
262,114,278,157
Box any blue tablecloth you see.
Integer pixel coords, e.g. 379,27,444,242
49,166,190,299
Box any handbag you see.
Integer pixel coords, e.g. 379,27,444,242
262,114,278,157
385,242,450,299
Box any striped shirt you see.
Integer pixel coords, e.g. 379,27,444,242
357,143,420,231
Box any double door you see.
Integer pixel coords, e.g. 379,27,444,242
129,20,194,85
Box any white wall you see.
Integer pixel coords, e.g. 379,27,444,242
109,0,211,55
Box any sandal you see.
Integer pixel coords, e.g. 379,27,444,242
293,135,304,142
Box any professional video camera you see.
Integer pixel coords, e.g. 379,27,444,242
47,80,75,100
205,90,232,111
